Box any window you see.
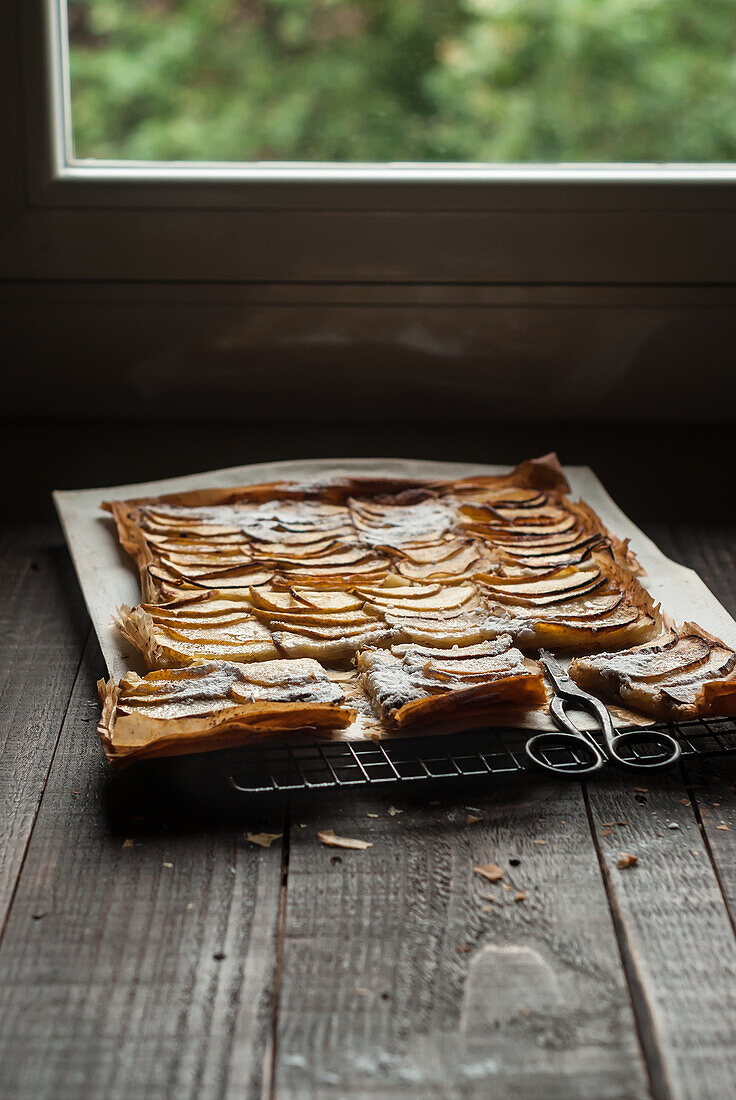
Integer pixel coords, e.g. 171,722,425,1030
7,0,736,285
65,0,736,165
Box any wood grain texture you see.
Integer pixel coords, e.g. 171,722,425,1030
685,760,736,922
0,633,284,1100
274,782,649,1100
592,522,736,1100
645,523,736,611
648,520,736,914
587,769,736,1100
0,524,90,925
5,519,736,1099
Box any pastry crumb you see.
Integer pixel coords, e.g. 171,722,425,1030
246,832,282,848
318,829,373,850
473,862,504,883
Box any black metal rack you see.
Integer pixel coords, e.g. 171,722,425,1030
225,716,736,793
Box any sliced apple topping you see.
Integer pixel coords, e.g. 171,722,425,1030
394,539,493,582
248,583,391,661
356,579,478,609
148,564,276,593
570,624,736,719
464,512,580,540
497,534,610,570
445,486,549,508
356,636,546,729
348,495,454,547
356,582,485,641
477,563,606,608
117,592,280,669
474,563,662,653
383,613,503,648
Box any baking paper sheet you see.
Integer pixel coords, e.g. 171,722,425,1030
54,458,736,738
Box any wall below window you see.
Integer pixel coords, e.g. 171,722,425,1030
3,281,735,425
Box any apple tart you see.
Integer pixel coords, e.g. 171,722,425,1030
99,454,736,762
116,590,280,668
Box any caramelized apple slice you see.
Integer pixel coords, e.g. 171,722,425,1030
273,626,391,662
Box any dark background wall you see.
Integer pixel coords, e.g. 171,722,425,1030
2,277,734,521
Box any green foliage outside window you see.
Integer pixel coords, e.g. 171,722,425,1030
67,0,736,162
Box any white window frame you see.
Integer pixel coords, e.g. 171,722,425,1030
7,0,736,283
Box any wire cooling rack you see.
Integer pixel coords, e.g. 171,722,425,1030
225,716,736,793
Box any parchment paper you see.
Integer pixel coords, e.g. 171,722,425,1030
54,458,736,739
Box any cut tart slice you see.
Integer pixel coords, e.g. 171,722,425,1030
98,658,356,765
356,636,546,730
569,623,736,720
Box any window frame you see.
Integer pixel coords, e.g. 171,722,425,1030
8,0,736,283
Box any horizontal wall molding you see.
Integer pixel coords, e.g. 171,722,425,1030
4,208,736,284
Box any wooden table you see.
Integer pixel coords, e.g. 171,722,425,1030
2,520,736,1099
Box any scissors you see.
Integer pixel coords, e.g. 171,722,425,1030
524,650,682,776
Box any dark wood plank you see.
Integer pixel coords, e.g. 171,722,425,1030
274,781,650,1100
0,633,284,1100
583,523,736,1099
587,768,736,1100
685,759,736,917
644,523,736,612
646,521,736,939
0,523,90,924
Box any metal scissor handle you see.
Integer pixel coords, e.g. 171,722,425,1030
526,650,682,776
524,728,605,776
605,727,681,770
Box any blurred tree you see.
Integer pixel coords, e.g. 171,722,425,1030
67,0,736,161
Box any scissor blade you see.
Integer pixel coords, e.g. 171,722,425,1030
538,649,568,686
